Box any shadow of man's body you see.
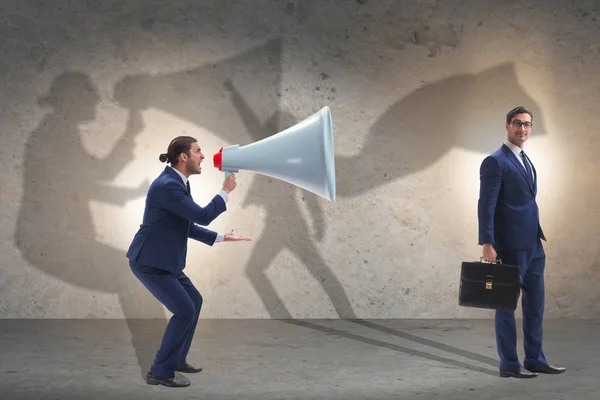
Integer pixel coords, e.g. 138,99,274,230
336,63,547,197
225,81,356,319
14,72,165,379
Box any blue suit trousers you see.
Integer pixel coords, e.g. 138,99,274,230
495,238,548,371
129,260,203,378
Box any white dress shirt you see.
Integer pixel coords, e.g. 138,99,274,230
504,139,528,171
169,166,228,242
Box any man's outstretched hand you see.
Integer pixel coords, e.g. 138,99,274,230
223,229,251,242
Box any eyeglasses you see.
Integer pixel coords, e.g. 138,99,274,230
511,120,532,129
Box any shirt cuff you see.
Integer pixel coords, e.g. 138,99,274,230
218,190,229,203
216,233,224,242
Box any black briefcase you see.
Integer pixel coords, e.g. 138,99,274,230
458,258,521,311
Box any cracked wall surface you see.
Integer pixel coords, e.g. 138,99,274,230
1,0,599,318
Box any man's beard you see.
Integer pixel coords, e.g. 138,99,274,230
187,159,200,174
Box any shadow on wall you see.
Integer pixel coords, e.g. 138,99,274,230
14,40,547,381
216,61,546,319
335,62,547,197
12,38,291,378
107,37,356,319
13,71,163,379
223,81,356,319
113,60,546,320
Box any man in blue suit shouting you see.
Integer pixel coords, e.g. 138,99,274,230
478,106,565,379
127,136,250,387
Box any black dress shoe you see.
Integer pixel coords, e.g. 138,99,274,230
146,373,190,387
528,364,566,374
175,362,203,373
499,367,538,378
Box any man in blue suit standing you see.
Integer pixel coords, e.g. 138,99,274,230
478,106,565,379
127,136,250,387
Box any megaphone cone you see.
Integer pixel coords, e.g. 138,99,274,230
214,106,336,202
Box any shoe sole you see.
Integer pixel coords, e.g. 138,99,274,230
529,371,566,374
499,373,537,378
147,379,190,387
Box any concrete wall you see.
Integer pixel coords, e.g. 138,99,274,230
1,0,599,319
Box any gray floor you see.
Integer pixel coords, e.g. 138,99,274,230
0,319,597,399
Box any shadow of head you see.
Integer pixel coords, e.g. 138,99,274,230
372,62,547,152
336,62,547,197
37,71,101,122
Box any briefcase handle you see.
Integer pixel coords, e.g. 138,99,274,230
480,257,503,264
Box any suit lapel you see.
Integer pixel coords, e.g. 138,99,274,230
164,166,191,198
502,145,534,195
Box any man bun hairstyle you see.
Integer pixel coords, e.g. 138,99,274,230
158,136,197,166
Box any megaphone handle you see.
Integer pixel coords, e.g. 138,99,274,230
225,171,232,178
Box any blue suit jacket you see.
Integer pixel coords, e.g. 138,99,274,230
478,144,546,251
126,166,227,274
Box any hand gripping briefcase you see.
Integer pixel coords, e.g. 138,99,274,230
458,258,521,311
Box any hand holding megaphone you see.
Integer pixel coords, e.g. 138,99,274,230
221,173,237,194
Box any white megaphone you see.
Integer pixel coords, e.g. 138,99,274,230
213,106,336,202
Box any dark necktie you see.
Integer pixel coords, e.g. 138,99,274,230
186,181,191,196
520,150,533,186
